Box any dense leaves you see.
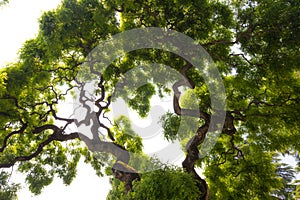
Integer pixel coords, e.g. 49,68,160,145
107,164,201,200
0,171,19,200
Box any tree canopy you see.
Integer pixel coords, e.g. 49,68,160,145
0,0,299,199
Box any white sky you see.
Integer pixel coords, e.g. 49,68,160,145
0,0,60,66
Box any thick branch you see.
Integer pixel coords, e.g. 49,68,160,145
112,161,140,193
0,126,79,168
172,66,210,122
0,123,28,152
182,124,209,200
79,133,139,192
0,126,132,174
171,64,211,199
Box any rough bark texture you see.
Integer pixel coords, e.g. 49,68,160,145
112,161,140,193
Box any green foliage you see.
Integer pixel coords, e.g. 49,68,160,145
107,164,201,200
17,141,85,194
26,164,53,195
112,115,143,153
128,84,156,118
273,161,296,199
0,171,20,200
160,89,201,142
0,71,7,97
160,112,181,141
204,139,282,199
83,149,111,177
38,0,119,57
295,181,300,200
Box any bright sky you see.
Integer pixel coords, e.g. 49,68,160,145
0,0,59,66
0,0,111,199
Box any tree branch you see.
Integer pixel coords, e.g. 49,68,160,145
182,124,209,200
172,65,210,122
0,125,79,168
0,123,28,153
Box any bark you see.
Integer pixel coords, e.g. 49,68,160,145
81,132,140,193
75,78,140,192
182,125,209,200
173,65,210,199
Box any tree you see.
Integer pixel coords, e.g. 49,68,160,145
0,171,20,200
0,0,299,199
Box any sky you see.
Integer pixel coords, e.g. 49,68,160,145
0,0,112,199
0,0,60,67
